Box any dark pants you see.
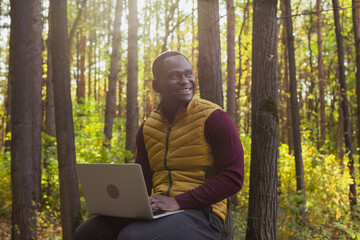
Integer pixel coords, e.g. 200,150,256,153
75,207,223,240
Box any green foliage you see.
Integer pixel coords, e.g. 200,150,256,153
74,99,133,164
2,0,360,238
0,98,132,235
0,150,11,217
41,133,61,214
232,135,360,239
277,144,359,239
233,133,251,239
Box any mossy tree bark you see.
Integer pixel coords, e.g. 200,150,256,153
246,0,279,238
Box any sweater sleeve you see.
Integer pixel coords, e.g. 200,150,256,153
135,122,153,196
174,109,244,209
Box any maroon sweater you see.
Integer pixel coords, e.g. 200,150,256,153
135,109,244,209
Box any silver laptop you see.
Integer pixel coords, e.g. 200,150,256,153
76,163,183,220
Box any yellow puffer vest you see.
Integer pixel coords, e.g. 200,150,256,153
143,97,227,221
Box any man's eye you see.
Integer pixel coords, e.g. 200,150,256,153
169,74,180,79
185,71,193,77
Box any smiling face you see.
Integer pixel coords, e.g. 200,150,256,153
153,55,196,110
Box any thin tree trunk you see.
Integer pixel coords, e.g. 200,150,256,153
191,0,195,63
243,72,251,134
9,0,37,238
358,0,360,33
44,13,57,212
317,0,326,152
280,0,294,153
45,38,56,137
236,0,250,132
352,0,360,178
226,0,236,121
68,0,87,59
50,0,82,238
284,0,306,223
222,1,236,239
104,0,123,142
332,0,357,208
246,0,278,238
126,0,139,158
1,81,10,147
162,0,179,52
338,89,344,166
197,0,223,108
279,0,287,145
77,27,86,104
4,79,11,152
75,32,80,100
118,79,123,118
88,6,93,100
30,0,43,208
307,12,315,124
94,27,98,101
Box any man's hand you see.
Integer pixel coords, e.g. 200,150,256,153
149,195,180,212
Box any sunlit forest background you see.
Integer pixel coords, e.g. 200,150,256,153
1,0,360,239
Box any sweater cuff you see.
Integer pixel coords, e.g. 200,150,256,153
175,192,202,209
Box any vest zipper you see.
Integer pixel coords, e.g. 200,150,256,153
164,123,172,196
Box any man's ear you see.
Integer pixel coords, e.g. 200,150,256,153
152,79,161,93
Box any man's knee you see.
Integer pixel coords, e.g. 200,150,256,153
117,225,144,240
74,216,118,240
74,221,94,240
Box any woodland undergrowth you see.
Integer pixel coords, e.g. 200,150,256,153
0,101,359,239
234,135,360,239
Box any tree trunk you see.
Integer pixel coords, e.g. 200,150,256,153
332,0,357,208
68,0,87,60
284,0,306,222
307,14,315,124
50,0,82,238
9,0,37,238
44,11,57,210
316,0,326,152
352,0,360,178
279,0,287,145
118,79,124,119
244,72,251,135
191,0,196,63
2,79,10,148
221,200,234,240
338,89,344,166
162,0,180,52
246,0,278,238
221,1,236,239
104,0,123,142
4,80,11,152
226,0,236,121
77,28,86,104
280,0,294,153
197,0,223,108
30,0,43,208
45,37,56,137
236,0,250,132
88,3,93,100
126,0,139,158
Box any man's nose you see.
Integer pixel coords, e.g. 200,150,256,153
178,74,188,84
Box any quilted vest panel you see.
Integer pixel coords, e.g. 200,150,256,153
143,97,227,221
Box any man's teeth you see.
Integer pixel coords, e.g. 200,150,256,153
179,89,190,93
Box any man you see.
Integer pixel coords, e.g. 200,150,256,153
75,51,244,240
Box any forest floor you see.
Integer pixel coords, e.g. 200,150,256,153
0,218,10,240
0,217,62,240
